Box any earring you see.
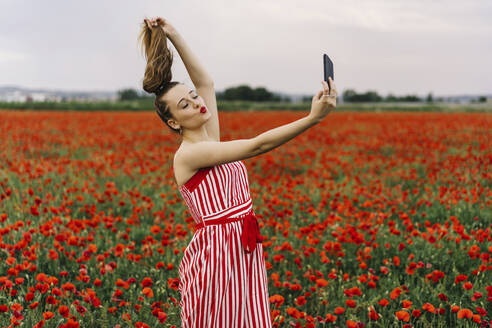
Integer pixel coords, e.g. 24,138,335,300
179,127,183,134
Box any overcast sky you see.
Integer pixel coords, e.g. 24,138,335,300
1,0,491,97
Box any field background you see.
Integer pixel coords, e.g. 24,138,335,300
0,108,491,327
1,100,492,113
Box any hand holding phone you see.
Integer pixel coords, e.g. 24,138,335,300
323,54,334,92
309,59,338,123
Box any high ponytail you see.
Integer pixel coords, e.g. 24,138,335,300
138,19,182,135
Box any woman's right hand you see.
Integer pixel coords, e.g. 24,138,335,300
308,77,337,123
144,17,178,38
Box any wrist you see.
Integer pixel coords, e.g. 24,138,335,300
306,115,321,125
167,31,181,42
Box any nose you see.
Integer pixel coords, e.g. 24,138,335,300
192,98,200,108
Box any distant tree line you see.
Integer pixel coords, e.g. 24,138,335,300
471,96,488,103
118,86,489,104
118,85,290,102
117,89,143,101
341,89,433,103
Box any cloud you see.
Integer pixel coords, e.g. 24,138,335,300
0,0,490,95
253,0,492,34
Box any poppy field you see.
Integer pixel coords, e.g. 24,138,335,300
0,109,491,328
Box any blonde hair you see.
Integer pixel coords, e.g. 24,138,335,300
138,19,182,135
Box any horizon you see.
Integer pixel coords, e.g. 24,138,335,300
0,84,490,100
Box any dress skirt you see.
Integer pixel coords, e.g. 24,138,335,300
178,217,272,327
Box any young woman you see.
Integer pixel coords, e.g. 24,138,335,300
139,16,337,327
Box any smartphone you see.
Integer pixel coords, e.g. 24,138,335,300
323,54,334,92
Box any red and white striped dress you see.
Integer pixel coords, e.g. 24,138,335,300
177,160,272,328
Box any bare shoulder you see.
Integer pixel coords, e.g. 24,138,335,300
173,144,198,188
174,138,260,172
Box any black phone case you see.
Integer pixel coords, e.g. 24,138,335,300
323,54,334,91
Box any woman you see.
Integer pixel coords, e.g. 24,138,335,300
139,16,337,327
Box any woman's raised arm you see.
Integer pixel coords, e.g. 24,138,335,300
148,17,214,87
146,16,219,140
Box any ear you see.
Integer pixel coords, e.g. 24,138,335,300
167,119,180,130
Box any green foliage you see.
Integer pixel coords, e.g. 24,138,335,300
217,84,287,102
343,88,383,102
344,89,424,103
117,88,141,101
115,85,289,102
426,92,434,103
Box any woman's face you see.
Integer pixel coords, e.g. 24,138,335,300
163,83,209,131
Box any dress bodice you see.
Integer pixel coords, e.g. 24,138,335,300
178,161,254,225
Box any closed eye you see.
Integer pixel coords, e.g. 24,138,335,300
183,95,199,108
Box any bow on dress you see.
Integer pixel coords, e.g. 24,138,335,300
241,212,263,254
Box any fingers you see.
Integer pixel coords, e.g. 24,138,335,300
144,18,157,28
145,17,160,27
315,79,339,101
325,77,338,96
327,77,333,91
321,80,329,94
330,77,338,95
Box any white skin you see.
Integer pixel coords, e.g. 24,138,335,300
163,83,213,144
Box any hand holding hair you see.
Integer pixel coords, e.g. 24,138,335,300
144,16,178,38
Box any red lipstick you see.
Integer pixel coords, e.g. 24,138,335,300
200,106,207,113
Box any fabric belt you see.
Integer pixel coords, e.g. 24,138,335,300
194,208,263,254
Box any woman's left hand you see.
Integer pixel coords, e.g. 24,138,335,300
145,17,178,38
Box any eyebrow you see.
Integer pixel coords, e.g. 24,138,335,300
177,90,194,107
